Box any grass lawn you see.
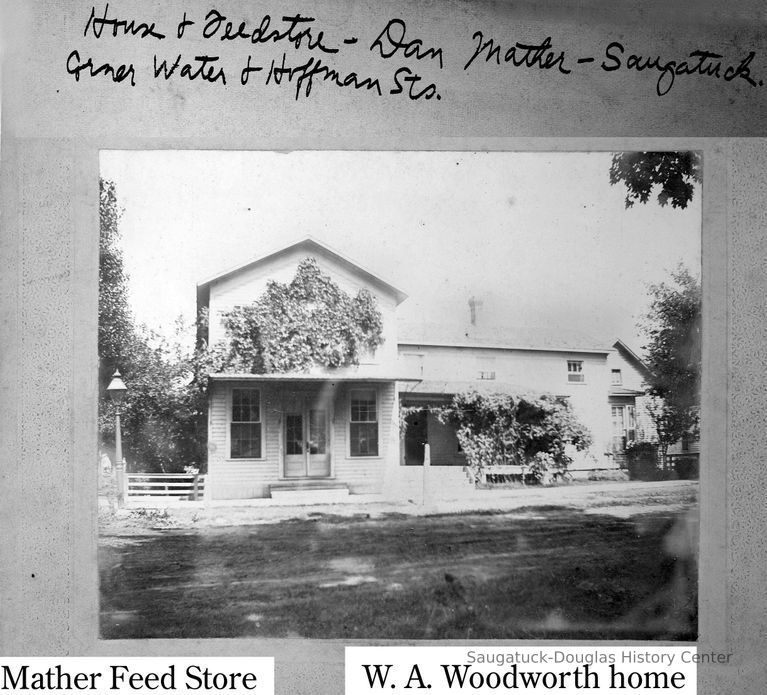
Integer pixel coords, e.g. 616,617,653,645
99,482,697,640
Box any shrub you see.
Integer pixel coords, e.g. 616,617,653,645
625,441,661,480
214,258,384,373
528,452,557,485
588,469,630,482
437,390,592,485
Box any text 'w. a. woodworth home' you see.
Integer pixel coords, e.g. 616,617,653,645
196,237,653,502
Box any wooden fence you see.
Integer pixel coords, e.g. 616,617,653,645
125,473,207,502
478,464,528,485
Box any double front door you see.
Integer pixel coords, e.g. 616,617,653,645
284,393,331,478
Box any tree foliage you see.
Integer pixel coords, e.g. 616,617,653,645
640,265,702,460
99,178,205,472
609,152,701,209
210,258,384,373
99,323,206,472
437,391,592,481
99,179,136,390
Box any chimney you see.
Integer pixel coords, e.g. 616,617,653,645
468,296,483,326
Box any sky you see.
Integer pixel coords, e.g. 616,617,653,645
100,150,701,355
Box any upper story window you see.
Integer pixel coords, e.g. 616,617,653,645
349,389,378,457
230,388,262,458
567,360,585,383
477,356,496,380
611,369,623,386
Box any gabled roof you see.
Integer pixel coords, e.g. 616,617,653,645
197,235,408,305
612,339,652,380
397,321,611,354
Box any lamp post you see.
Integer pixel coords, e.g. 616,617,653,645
106,370,128,506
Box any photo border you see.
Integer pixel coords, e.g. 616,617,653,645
73,140,725,667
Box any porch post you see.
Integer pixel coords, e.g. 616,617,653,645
115,412,125,507
422,442,431,506
115,455,126,507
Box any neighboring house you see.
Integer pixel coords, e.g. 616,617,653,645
197,237,653,500
397,321,615,474
607,340,657,467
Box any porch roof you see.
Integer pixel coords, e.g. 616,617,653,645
609,386,645,396
209,372,420,382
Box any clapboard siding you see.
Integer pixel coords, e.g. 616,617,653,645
207,247,400,371
208,382,282,499
330,382,395,494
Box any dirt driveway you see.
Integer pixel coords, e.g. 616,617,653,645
99,480,698,640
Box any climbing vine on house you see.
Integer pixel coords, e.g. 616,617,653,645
436,390,592,482
204,257,384,375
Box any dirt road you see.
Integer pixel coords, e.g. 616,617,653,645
99,480,697,640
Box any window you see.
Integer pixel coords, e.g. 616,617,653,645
611,369,622,385
349,389,378,456
230,388,261,458
285,414,303,456
611,404,636,452
567,360,585,382
477,356,496,380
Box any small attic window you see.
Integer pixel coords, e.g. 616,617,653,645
567,360,585,383
611,369,622,385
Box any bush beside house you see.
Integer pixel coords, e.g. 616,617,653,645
435,390,593,486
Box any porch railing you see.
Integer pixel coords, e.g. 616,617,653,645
478,464,528,485
125,473,207,501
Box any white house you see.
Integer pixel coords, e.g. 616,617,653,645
197,237,652,500
396,321,614,473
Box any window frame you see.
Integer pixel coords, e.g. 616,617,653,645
228,387,264,460
611,403,637,451
477,355,497,381
567,360,585,383
348,387,380,458
611,368,623,386
626,404,637,443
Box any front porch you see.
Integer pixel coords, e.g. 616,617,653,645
207,375,399,500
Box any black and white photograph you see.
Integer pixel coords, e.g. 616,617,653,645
96,150,701,641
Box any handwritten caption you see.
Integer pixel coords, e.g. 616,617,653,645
65,5,763,100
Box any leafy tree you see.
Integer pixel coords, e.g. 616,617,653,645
99,178,205,472
209,258,384,374
639,265,702,465
99,179,136,390
99,323,205,473
437,391,592,482
609,152,701,209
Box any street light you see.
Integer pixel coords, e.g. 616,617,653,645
106,370,128,505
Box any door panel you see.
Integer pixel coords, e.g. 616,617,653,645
307,408,330,476
284,412,305,477
404,409,427,465
283,395,332,478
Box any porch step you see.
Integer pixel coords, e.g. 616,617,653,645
426,466,477,499
269,481,350,504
